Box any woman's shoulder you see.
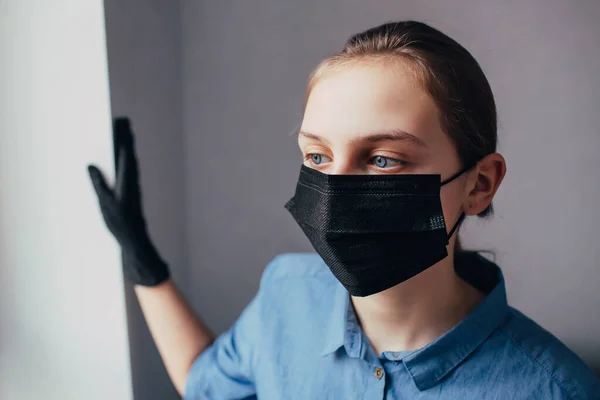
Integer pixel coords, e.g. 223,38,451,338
492,307,600,399
259,252,336,285
252,253,343,344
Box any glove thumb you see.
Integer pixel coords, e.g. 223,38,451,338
88,165,115,204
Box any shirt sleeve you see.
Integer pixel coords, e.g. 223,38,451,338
183,257,280,400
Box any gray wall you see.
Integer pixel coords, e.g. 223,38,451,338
181,0,600,375
103,2,600,397
104,1,186,399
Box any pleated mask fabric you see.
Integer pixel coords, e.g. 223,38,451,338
285,164,466,296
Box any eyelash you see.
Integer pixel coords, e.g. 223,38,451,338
304,153,407,170
369,156,407,170
304,153,331,166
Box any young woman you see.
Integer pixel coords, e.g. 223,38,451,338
89,21,600,399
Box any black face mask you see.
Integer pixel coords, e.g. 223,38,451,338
285,164,470,297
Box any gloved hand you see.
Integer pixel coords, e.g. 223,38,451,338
87,117,170,286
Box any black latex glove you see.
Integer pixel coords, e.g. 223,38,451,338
88,117,170,286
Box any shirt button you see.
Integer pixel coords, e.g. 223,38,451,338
374,367,384,380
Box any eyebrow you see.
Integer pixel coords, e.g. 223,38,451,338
298,129,428,148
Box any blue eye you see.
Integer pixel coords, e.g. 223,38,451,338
306,153,331,166
371,156,406,169
373,156,388,168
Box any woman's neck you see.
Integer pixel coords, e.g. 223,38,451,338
351,255,485,356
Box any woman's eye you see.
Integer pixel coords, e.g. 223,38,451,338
371,155,406,169
306,153,331,165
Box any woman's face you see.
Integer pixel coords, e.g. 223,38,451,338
298,61,469,230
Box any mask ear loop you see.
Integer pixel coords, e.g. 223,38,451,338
440,163,477,239
447,213,465,239
440,164,475,186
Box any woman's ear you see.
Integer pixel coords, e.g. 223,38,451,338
465,153,506,216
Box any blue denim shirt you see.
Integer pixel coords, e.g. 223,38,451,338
184,253,600,399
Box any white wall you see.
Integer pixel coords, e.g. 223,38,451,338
0,2,133,399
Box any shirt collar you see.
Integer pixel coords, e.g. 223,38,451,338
321,252,509,391
320,282,349,356
404,252,509,390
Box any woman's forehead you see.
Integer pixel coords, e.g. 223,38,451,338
301,62,442,145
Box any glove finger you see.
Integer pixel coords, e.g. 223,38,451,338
113,117,131,148
113,118,136,169
115,146,127,200
88,165,115,205
88,165,128,238
114,119,143,212
122,126,141,192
